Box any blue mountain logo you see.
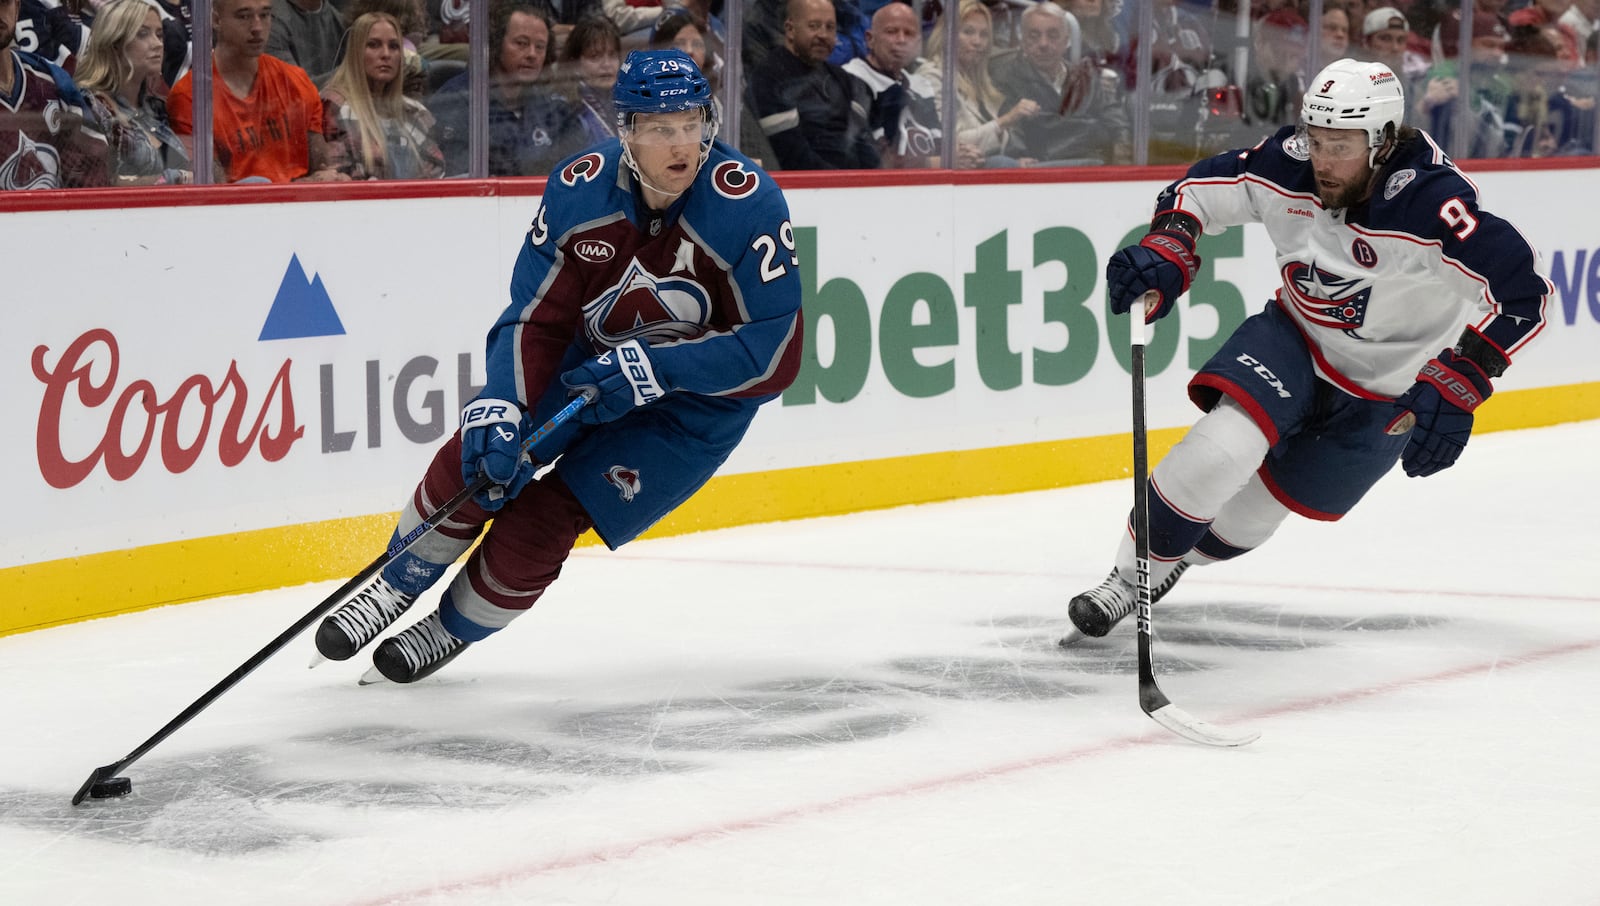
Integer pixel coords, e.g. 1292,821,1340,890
259,254,346,340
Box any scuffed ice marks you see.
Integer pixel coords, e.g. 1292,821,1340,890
6,601,1455,852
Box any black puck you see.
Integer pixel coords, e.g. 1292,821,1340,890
89,776,133,798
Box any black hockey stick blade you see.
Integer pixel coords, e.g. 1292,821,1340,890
71,765,132,805
70,393,592,805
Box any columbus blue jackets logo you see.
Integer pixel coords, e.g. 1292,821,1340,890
1280,261,1371,330
605,465,641,502
584,260,712,344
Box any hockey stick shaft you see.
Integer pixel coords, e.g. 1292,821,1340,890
72,393,590,804
1127,296,1259,747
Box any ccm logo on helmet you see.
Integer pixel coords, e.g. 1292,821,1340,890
1307,103,1335,112
659,87,689,96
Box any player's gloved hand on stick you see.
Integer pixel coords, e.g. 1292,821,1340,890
459,398,536,511
560,339,670,425
1105,229,1202,322
1385,348,1494,478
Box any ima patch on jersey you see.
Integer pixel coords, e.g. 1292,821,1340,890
1280,262,1372,329
583,259,714,345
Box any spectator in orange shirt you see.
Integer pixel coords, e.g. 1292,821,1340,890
167,0,348,182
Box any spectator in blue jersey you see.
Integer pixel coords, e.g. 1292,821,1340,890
750,0,880,169
14,0,86,73
320,11,445,179
1061,59,1552,643
555,14,621,146
0,0,109,188
429,0,580,175
312,50,804,685
75,0,192,185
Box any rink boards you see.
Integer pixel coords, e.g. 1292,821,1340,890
3,164,1598,634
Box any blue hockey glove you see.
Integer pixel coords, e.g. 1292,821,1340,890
1385,349,1494,478
1105,230,1201,322
559,339,670,425
459,398,536,511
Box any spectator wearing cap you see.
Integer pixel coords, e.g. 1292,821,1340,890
1416,7,1520,156
1506,0,1582,65
1359,6,1414,75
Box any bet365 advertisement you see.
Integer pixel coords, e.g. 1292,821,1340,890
4,167,1597,623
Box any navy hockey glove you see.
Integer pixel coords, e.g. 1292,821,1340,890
1105,229,1201,322
459,398,536,511
560,339,670,425
1385,349,1494,478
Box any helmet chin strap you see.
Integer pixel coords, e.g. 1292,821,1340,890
619,108,719,205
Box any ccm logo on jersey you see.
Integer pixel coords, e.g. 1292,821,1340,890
1236,354,1292,398
573,239,615,262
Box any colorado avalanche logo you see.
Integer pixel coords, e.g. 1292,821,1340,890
583,260,712,344
560,152,605,186
0,133,62,190
1280,261,1372,330
902,121,937,157
711,160,758,199
605,465,641,502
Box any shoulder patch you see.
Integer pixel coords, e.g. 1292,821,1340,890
1383,168,1416,200
1282,132,1309,161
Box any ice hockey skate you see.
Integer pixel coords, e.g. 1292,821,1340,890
1059,562,1189,646
313,576,416,663
362,611,472,684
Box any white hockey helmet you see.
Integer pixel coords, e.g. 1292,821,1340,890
1300,58,1405,165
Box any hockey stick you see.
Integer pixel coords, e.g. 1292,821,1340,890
1129,293,1259,748
71,393,591,805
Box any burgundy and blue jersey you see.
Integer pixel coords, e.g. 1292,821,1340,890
487,138,803,412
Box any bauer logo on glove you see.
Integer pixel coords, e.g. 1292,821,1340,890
562,339,672,424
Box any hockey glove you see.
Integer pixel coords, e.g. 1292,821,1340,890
459,398,536,511
1385,349,1494,478
1105,230,1201,322
560,339,670,425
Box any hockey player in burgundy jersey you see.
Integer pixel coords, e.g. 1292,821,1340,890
0,0,108,189
1063,58,1552,642
315,50,803,682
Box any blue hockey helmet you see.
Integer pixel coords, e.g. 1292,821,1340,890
613,49,714,128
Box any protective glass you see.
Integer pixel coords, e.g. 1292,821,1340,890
1296,124,1372,161
622,111,716,147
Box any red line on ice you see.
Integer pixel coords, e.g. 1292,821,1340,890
345,636,1600,906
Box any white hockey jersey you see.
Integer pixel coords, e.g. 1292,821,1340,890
1158,125,1550,398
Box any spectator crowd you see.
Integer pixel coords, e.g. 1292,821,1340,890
2,0,1596,188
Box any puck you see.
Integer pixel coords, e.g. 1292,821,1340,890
89,776,133,799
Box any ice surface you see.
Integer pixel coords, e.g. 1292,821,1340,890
4,421,1599,905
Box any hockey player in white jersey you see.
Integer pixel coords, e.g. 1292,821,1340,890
1062,58,1551,641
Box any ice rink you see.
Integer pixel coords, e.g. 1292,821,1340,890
4,419,1599,906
